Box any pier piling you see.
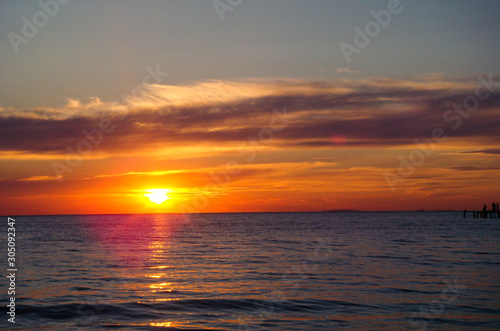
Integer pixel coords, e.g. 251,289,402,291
466,202,499,218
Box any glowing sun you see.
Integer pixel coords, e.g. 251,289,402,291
145,189,171,204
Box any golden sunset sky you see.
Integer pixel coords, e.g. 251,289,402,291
1,1,499,214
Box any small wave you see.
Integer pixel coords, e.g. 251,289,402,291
13,297,376,324
380,287,438,295
70,287,93,291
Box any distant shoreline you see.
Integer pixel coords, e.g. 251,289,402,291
2,210,464,217
320,209,361,213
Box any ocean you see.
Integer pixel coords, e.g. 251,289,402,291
1,212,499,330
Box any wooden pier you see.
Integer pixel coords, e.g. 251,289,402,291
463,202,500,218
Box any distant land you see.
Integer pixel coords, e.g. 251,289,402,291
320,209,361,213
415,210,459,212
318,210,461,213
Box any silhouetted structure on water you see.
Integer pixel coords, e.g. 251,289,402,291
463,202,500,218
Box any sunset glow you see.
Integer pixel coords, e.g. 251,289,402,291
145,189,171,205
0,1,498,216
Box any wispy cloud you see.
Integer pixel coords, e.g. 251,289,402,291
461,148,500,155
0,77,498,155
335,67,360,73
15,175,60,182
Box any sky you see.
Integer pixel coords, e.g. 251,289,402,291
0,0,499,215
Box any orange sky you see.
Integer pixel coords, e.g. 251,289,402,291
1,77,499,215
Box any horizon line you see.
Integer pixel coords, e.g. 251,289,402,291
2,210,464,217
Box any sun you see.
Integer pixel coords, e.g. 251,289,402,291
145,189,171,205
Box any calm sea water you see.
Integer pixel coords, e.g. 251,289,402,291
1,212,499,330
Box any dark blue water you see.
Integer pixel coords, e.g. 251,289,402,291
1,212,499,330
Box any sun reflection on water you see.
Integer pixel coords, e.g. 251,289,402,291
149,282,172,289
